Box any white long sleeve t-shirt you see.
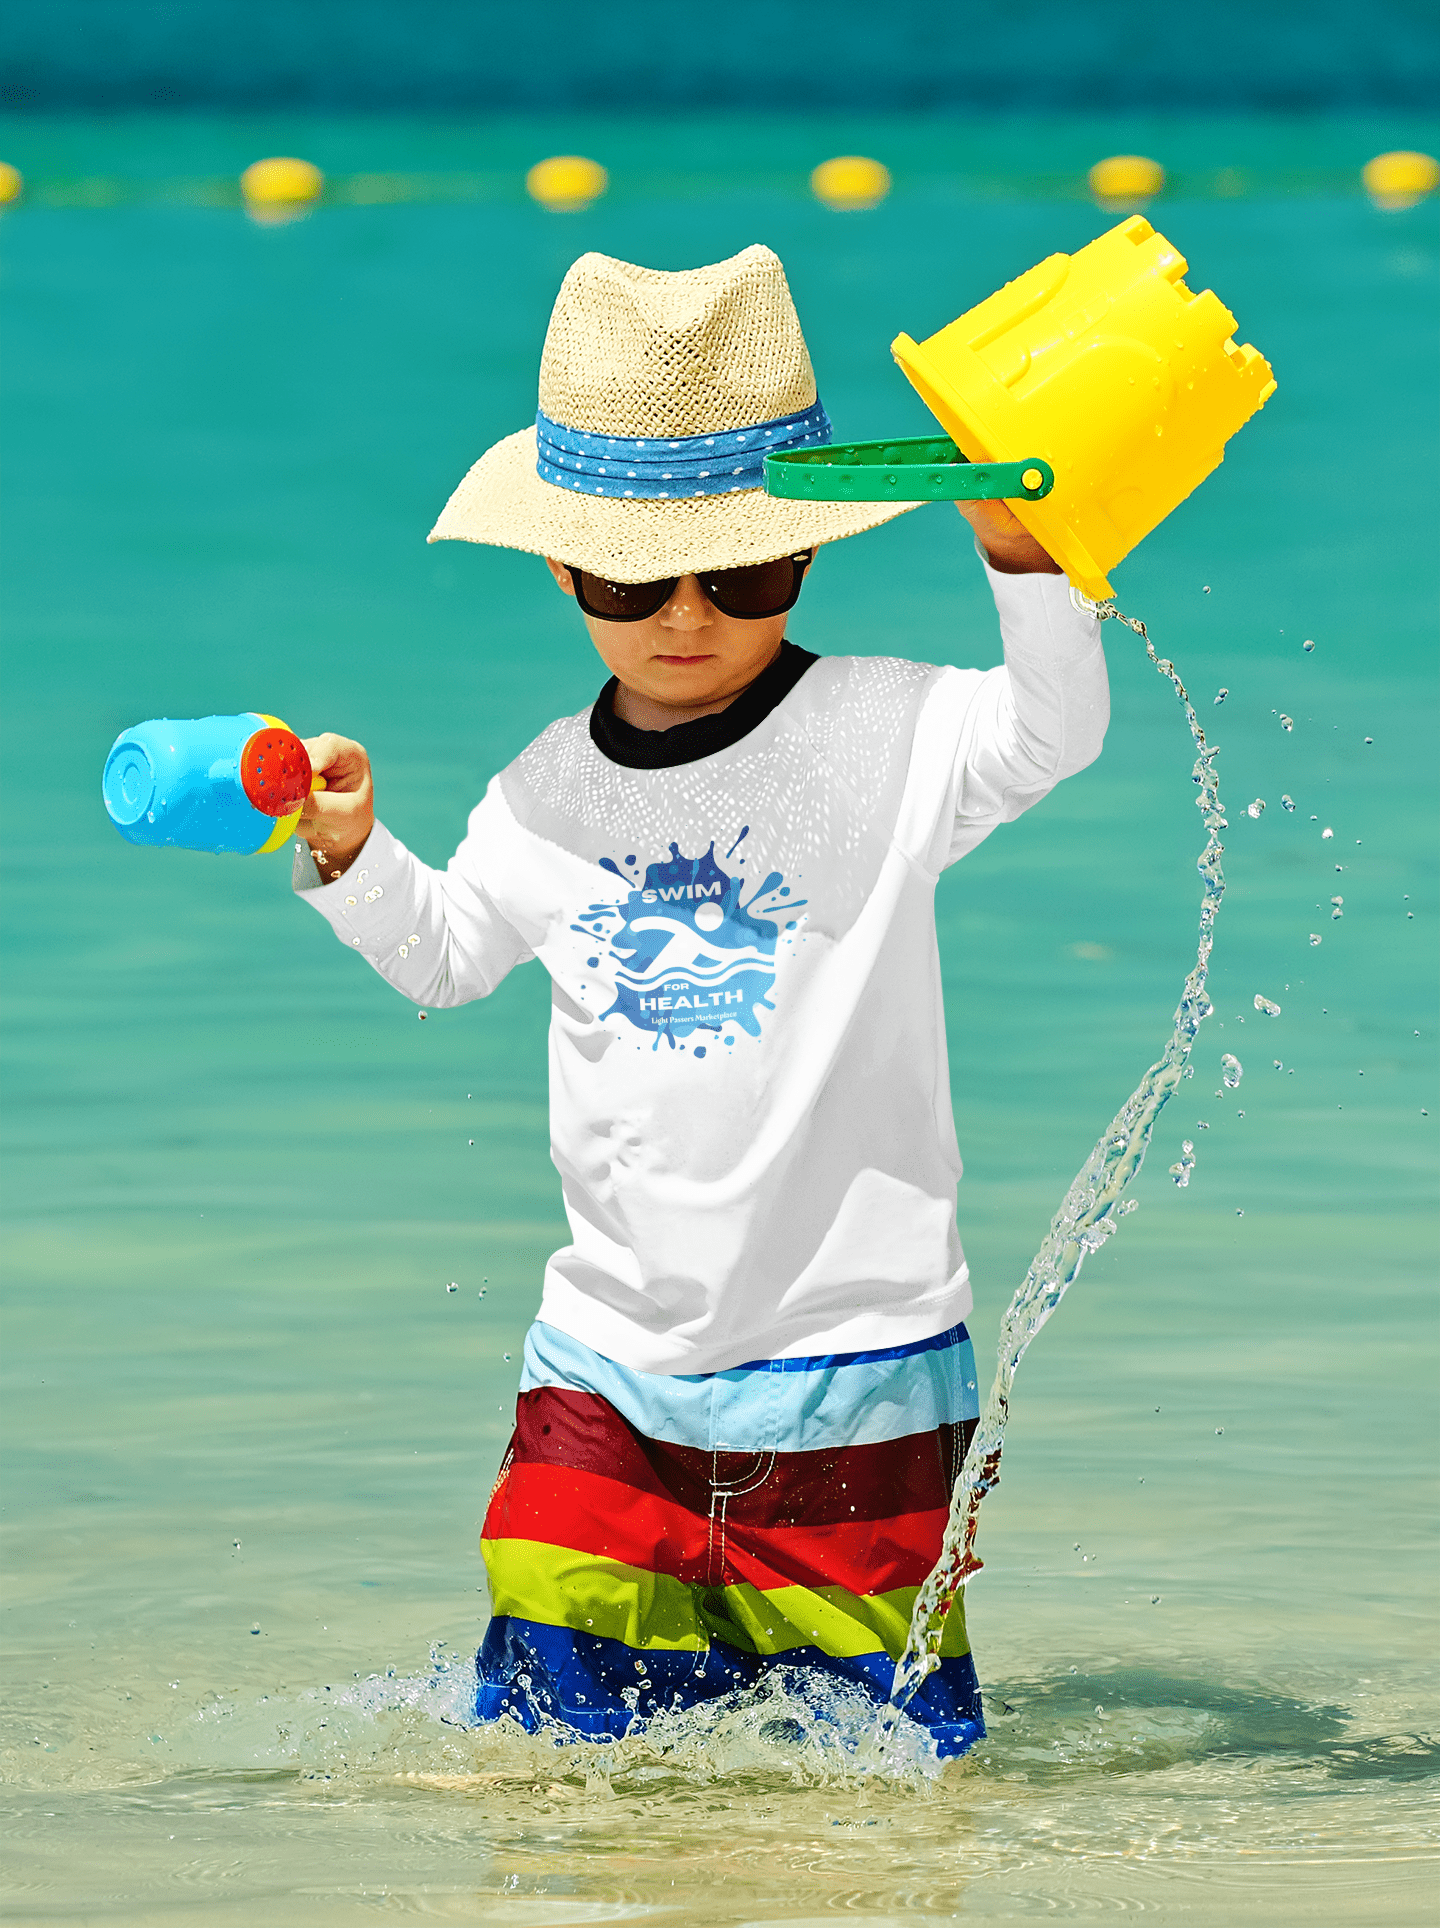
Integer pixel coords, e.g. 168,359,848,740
296,558,1107,1374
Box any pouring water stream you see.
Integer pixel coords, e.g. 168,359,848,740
886,602,1229,1730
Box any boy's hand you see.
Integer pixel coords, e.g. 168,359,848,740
956,498,1062,576
298,734,375,881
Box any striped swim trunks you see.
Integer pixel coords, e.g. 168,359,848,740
474,1319,985,1757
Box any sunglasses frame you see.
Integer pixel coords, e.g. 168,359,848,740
568,552,812,624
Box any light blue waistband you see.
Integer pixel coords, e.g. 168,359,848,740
518,1320,979,1455
534,398,832,500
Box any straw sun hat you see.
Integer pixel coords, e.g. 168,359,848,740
428,243,919,582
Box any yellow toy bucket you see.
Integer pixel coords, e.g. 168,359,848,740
890,217,1276,598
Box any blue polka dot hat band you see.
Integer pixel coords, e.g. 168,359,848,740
535,398,832,500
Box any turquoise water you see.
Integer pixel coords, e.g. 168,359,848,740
2,114,1437,1923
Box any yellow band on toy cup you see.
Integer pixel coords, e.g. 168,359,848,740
251,713,314,854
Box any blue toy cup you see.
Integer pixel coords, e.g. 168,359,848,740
103,713,312,855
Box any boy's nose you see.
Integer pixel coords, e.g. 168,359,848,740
659,575,714,630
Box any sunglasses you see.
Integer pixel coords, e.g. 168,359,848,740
568,552,812,624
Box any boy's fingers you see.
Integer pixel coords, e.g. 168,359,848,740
302,734,372,792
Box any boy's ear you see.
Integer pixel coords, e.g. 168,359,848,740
545,557,576,597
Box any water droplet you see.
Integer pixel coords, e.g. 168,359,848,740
1152,1595,1162,1604
1168,1139,1196,1187
468,1138,474,1146
1197,1119,1209,1129
1279,714,1294,732
1254,995,1281,1016
1235,1208,1244,1216
1364,736,1373,745
478,1289,486,1299
1322,826,1333,839
1302,639,1315,652
446,1282,457,1293
1309,933,1322,946
408,934,419,946
1202,585,1211,593
1281,795,1296,811
1247,798,1265,818
1273,1059,1283,1070
1213,687,1229,705
1408,912,1415,919
1221,1053,1244,1088
1216,1427,1224,1435
418,1011,428,1021
1236,1109,1245,1118
503,1352,511,1362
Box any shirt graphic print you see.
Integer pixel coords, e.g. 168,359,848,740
580,833,801,1047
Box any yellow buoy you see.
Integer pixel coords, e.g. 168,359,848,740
1362,149,1439,211
240,156,324,223
526,155,607,213
0,161,22,207
1088,154,1165,208
811,155,891,211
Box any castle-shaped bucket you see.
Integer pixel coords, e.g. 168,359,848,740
891,217,1276,598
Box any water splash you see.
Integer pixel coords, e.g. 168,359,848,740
1221,1053,1244,1089
883,602,1227,1733
1168,1139,1196,1187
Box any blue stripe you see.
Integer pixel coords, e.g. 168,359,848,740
734,1327,973,1372
475,1615,983,1757
518,1320,979,1454
534,398,831,500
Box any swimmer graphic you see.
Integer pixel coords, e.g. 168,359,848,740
583,839,802,1045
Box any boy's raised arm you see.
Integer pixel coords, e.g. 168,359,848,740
929,536,1110,871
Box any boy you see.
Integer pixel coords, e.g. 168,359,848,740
295,245,1107,1756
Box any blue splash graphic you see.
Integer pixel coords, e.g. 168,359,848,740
594,841,787,1044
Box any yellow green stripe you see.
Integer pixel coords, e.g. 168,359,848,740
481,1538,970,1661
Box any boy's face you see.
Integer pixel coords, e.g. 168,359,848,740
546,558,806,718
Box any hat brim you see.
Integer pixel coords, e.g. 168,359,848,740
427,428,923,581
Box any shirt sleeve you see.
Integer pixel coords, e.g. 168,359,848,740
292,780,535,1006
938,546,1109,868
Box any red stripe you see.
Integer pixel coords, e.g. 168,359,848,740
507,1386,968,1528
484,1460,949,1595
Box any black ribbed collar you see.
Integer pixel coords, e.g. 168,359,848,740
588,640,819,770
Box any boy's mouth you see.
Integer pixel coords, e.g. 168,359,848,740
653,652,715,667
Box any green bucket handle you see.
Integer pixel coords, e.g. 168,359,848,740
764,435,1054,504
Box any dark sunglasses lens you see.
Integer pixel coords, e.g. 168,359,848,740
702,555,805,618
572,570,674,621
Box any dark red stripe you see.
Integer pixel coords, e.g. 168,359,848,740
505,1385,971,1529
